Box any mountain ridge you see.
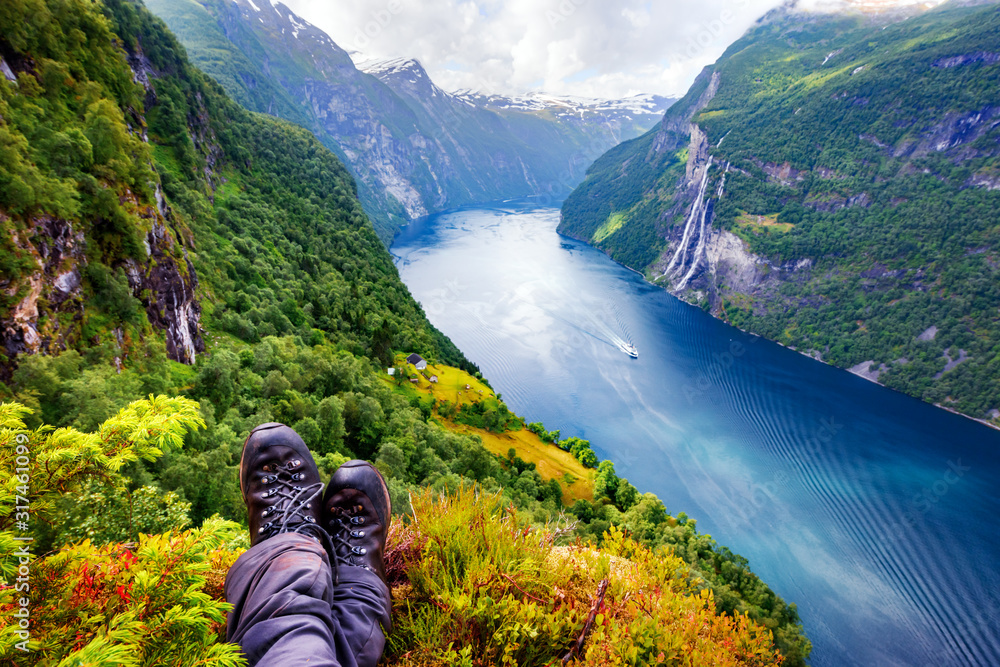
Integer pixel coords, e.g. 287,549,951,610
561,0,1000,424
146,0,673,243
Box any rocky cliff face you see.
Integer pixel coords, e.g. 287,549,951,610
145,0,672,242
0,24,205,374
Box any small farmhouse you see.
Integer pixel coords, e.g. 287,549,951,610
407,353,428,370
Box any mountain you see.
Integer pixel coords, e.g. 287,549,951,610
561,0,1000,424
0,0,468,376
143,0,673,243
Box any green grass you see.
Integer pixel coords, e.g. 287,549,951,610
385,360,595,504
735,211,794,233
592,212,628,243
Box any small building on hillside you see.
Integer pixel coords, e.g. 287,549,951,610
429,375,438,383
407,353,427,370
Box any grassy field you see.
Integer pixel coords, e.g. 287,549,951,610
458,425,594,504
394,360,495,407
385,357,595,504
593,212,627,243
735,211,794,233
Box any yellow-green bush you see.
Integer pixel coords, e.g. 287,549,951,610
386,487,784,666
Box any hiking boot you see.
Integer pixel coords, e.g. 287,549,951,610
240,422,325,546
322,460,392,585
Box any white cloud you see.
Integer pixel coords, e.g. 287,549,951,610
276,0,919,98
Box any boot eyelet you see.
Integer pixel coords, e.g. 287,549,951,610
261,521,272,530
350,530,365,538
352,546,367,555
350,516,365,525
306,516,315,523
261,464,272,472
288,459,301,469
291,473,303,481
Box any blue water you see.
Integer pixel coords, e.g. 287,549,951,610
391,201,1000,666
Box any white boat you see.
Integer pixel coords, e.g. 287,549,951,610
618,341,639,358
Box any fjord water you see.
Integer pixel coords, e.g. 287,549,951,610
392,202,1000,666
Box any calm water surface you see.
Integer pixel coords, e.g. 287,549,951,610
391,202,1000,666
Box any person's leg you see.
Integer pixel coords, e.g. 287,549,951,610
227,422,341,666
225,424,393,667
225,533,341,666
329,565,392,667
224,534,391,667
323,460,394,667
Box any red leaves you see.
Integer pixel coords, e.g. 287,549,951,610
72,547,136,607
119,548,138,569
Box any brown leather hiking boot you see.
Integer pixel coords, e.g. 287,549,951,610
322,460,392,586
239,422,325,546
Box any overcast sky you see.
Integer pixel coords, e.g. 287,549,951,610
280,0,792,98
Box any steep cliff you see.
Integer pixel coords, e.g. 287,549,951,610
0,0,469,380
144,0,672,243
561,0,1000,423
0,0,206,370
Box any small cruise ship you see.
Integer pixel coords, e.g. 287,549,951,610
618,341,639,358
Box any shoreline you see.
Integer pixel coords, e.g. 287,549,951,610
556,218,1000,435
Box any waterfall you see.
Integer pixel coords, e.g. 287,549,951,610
676,197,711,291
663,156,713,277
716,162,729,198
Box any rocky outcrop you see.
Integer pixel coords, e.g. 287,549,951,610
758,160,806,187
970,171,1000,190
804,191,871,212
2,215,87,360
132,217,205,365
849,361,888,382
2,192,205,369
2,35,206,373
933,52,1000,68
893,105,1000,159
704,229,770,295
124,42,207,365
652,71,720,155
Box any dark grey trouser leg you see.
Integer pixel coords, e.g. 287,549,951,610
224,534,391,667
331,565,393,667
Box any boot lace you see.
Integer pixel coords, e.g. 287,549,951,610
257,459,325,542
327,503,374,581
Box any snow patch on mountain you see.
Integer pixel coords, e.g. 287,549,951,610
353,55,670,122
451,90,671,120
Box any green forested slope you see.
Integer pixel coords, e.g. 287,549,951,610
0,0,809,663
562,1,1000,423
144,0,413,242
